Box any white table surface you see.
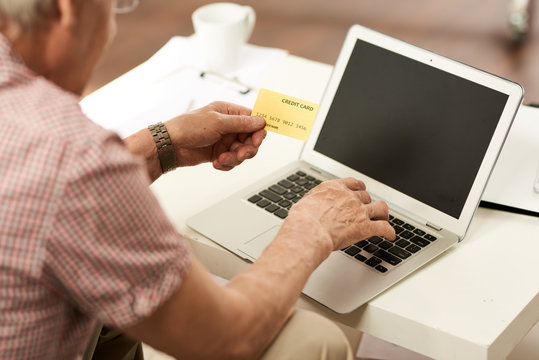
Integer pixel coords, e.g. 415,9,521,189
86,49,539,359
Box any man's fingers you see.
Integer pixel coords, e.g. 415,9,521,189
229,141,243,153
237,145,258,161
355,190,372,204
339,177,366,191
219,101,254,116
238,133,249,143
213,160,234,171
214,144,259,169
367,201,389,221
251,129,267,147
220,114,266,135
214,152,241,169
370,220,396,241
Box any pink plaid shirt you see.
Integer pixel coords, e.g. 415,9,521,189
0,35,191,359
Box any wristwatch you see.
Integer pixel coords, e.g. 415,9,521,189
148,122,177,173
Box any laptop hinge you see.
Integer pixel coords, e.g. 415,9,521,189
426,222,443,231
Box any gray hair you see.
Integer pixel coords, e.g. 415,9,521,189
0,0,57,28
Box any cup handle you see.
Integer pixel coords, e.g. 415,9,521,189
243,6,256,42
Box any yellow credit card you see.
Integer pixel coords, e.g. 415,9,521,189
251,88,319,141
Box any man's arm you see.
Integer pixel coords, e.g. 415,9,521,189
122,178,396,360
123,102,266,182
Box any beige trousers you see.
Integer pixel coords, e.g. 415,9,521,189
84,310,354,360
260,309,355,360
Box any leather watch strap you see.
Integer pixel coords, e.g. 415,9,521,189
148,122,177,174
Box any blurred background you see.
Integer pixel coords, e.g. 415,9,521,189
86,0,538,102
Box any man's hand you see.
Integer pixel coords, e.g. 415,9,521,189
279,178,396,258
165,101,267,170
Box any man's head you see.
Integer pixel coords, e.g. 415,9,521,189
0,0,117,95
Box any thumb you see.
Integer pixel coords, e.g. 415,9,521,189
219,114,266,134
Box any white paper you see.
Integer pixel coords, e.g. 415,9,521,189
482,105,539,213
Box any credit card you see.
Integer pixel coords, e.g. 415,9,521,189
251,88,319,141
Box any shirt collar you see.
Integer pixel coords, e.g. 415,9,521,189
0,33,37,84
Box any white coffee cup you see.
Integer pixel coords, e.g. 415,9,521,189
192,2,256,73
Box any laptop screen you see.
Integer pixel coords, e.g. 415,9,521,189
314,39,509,219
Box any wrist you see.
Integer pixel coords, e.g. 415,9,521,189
277,217,333,266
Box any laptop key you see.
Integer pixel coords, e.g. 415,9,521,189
274,208,288,219
388,246,412,259
406,244,421,253
278,179,294,189
291,186,304,193
400,230,414,239
269,184,287,195
424,234,437,241
283,192,297,200
355,253,367,262
265,204,280,213
287,174,299,181
248,195,262,203
403,223,415,231
379,241,393,250
375,265,388,273
393,218,404,226
296,179,308,186
296,171,306,176
368,236,383,244
373,249,402,266
305,182,317,190
260,189,281,203
363,244,378,254
365,257,382,267
355,240,368,248
278,199,292,208
413,228,426,236
393,225,405,234
395,239,410,248
410,235,430,248
345,246,361,256
256,199,270,208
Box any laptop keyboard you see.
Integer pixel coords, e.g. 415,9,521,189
246,170,323,220
341,215,438,274
246,170,438,275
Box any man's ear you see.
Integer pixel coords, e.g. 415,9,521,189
55,0,77,28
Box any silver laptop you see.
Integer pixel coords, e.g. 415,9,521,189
187,24,523,313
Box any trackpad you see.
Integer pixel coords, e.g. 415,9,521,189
238,226,280,260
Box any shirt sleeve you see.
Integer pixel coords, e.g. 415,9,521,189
44,130,191,329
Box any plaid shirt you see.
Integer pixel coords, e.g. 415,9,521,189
0,35,191,359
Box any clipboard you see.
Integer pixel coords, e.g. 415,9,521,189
480,104,539,217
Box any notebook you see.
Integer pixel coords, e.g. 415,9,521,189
186,24,523,313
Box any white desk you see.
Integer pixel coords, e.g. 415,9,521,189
88,52,539,360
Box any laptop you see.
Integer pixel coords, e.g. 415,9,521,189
186,24,523,313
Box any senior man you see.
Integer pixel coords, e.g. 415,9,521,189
0,0,395,359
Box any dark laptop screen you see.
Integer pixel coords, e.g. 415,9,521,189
314,39,509,218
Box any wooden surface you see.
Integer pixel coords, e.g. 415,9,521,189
86,0,539,103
